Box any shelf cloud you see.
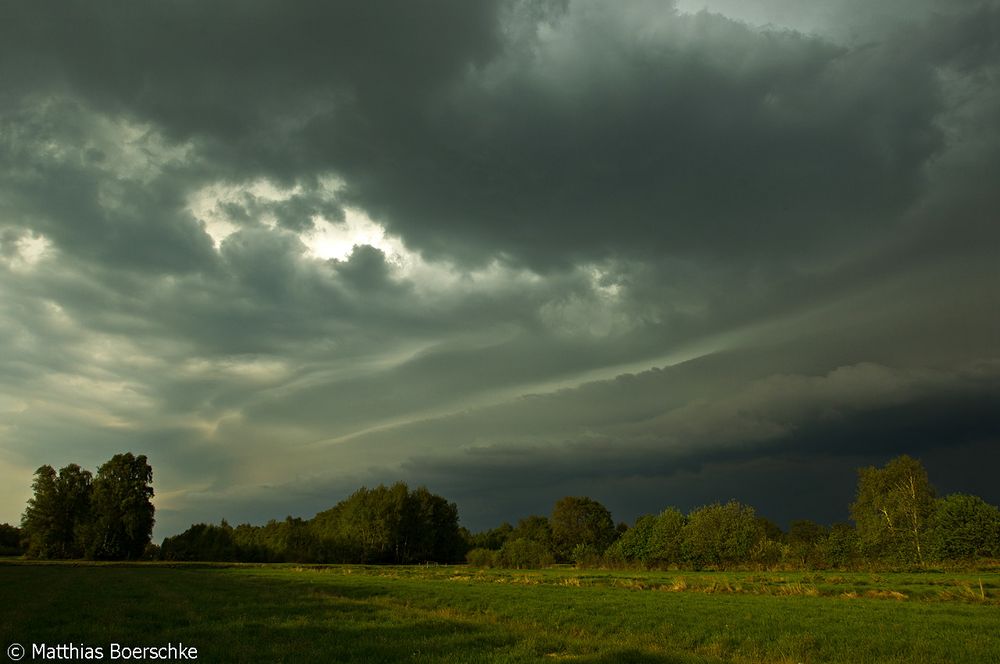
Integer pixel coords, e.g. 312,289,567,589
2,0,998,536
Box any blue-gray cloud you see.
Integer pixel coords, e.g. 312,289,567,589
1,0,998,536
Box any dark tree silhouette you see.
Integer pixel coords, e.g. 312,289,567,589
87,453,155,560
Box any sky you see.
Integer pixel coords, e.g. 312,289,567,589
1,0,998,539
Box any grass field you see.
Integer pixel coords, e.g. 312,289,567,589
1,561,999,663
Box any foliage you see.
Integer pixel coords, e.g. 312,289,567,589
756,517,785,543
611,507,687,568
851,455,935,565
465,547,499,567
681,501,763,569
0,523,24,556
751,538,786,567
87,453,155,560
510,515,553,550
464,522,513,551
817,523,861,569
647,507,687,566
161,522,239,561
21,464,94,558
23,453,1000,570
570,543,603,567
927,494,1000,561
787,519,828,568
550,496,615,561
499,537,554,569
613,514,657,563
20,455,153,561
313,483,464,564
163,482,463,564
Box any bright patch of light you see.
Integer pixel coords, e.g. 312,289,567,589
588,265,622,299
18,233,50,264
187,178,304,249
2,232,52,271
301,207,409,264
202,218,238,248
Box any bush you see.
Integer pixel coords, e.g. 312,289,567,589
499,538,554,569
681,501,763,568
928,494,1000,561
818,523,860,568
647,508,686,566
571,543,603,568
602,540,628,568
465,547,499,567
751,538,785,568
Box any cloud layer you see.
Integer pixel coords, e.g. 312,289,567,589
2,0,998,536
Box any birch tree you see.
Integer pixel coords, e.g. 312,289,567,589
851,455,935,565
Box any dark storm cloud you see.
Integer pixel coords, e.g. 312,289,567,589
310,356,1000,529
1,0,998,534
6,0,993,270
0,0,503,134
170,352,1000,532
342,1,1000,269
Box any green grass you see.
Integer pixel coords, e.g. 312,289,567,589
2,562,999,663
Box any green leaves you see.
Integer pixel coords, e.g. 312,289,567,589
681,501,763,569
20,454,153,560
551,496,616,562
21,463,94,558
88,453,155,560
927,494,1000,561
851,455,935,565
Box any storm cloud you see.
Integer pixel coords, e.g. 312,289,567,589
1,0,998,537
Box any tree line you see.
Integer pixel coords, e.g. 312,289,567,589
466,455,1000,570
4,453,998,569
159,483,465,564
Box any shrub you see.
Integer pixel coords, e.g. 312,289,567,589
499,538,554,569
465,547,499,567
571,543,603,568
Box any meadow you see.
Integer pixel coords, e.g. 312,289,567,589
1,561,998,663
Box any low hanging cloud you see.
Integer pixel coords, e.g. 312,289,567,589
1,0,998,536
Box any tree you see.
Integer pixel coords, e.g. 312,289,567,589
681,501,762,568
551,496,615,561
646,507,686,567
787,519,827,568
851,455,935,565
465,522,513,551
0,523,25,556
927,494,1000,561
87,453,155,560
614,514,657,563
311,482,463,564
21,465,61,558
404,486,464,563
818,523,860,568
511,515,553,552
161,522,238,561
21,464,93,558
756,517,785,543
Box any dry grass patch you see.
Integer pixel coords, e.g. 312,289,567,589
863,589,908,600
